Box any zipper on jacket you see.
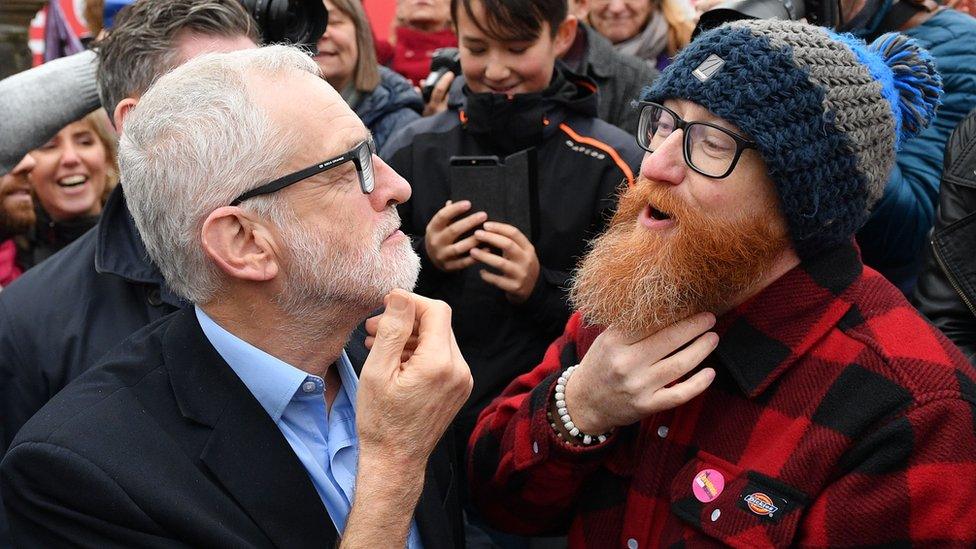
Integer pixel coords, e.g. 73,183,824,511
932,237,976,318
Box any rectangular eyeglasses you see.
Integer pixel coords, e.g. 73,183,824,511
231,138,376,206
636,101,756,179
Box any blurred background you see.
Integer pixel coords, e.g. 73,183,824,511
0,0,396,78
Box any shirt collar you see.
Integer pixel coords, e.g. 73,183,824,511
195,306,359,420
712,243,863,398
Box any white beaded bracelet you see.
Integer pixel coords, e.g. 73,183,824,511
554,365,611,445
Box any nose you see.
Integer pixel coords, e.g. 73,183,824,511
639,130,686,185
12,154,36,175
483,55,511,83
369,155,411,211
607,0,627,13
59,141,81,168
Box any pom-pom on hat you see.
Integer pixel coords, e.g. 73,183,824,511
643,19,942,259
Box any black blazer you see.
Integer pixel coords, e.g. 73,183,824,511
0,308,464,548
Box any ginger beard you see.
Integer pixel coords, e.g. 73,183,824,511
570,179,790,336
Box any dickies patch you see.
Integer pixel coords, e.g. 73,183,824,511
743,492,779,517
736,480,798,523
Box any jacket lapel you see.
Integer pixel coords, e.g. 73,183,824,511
165,309,338,547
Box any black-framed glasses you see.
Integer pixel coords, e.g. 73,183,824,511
230,138,376,206
636,101,757,179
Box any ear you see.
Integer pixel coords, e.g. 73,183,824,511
113,97,139,131
554,16,579,58
201,206,280,283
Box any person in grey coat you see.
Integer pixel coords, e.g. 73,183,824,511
561,22,659,135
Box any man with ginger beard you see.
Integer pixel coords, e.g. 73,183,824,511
469,19,976,547
0,156,37,289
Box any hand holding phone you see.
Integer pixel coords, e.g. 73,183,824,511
469,221,541,304
424,200,488,272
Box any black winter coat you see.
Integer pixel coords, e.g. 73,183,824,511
0,186,181,545
0,186,183,453
915,106,976,363
382,66,643,440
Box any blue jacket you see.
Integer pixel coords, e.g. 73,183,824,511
355,67,423,151
856,9,976,293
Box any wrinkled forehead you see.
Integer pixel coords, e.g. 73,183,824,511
249,70,369,161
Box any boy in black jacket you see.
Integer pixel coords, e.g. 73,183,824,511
381,0,643,470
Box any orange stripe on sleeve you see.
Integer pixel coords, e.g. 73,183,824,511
558,123,635,187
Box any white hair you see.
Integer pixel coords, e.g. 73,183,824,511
119,45,320,303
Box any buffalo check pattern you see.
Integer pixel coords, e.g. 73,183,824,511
469,244,976,548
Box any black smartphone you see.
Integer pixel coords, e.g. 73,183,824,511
448,150,535,241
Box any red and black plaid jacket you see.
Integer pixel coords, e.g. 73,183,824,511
468,244,976,548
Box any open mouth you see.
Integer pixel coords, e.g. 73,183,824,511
647,204,672,221
58,175,88,188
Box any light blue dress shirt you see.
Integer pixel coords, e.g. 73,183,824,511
195,307,423,548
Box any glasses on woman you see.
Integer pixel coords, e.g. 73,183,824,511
230,138,375,206
636,101,757,179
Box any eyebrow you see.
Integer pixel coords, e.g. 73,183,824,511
671,104,741,133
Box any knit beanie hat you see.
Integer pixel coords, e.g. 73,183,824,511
642,19,942,259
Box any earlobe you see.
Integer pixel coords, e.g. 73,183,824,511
201,207,280,283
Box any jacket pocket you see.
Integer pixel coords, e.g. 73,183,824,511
670,451,808,549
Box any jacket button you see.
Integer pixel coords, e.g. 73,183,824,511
147,288,163,307
627,539,638,549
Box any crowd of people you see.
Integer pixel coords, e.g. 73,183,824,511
0,0,975,547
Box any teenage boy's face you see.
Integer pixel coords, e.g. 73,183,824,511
456,0,576,97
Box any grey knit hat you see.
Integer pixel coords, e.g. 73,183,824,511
643,19,942,259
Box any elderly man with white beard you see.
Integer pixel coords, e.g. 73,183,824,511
469,19,976,548
0,46,471,548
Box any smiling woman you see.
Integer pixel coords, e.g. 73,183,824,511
313,0,423,150
23,109,118,268
586,0,696,70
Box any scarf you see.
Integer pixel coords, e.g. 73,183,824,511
613,10,669,65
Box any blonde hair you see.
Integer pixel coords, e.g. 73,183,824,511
661,0,695,55
75,109,120,203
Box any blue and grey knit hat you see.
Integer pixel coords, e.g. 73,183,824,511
643,19,942,259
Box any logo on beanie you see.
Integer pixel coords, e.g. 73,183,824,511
692,54,725,82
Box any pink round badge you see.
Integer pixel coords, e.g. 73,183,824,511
692,469,725,503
